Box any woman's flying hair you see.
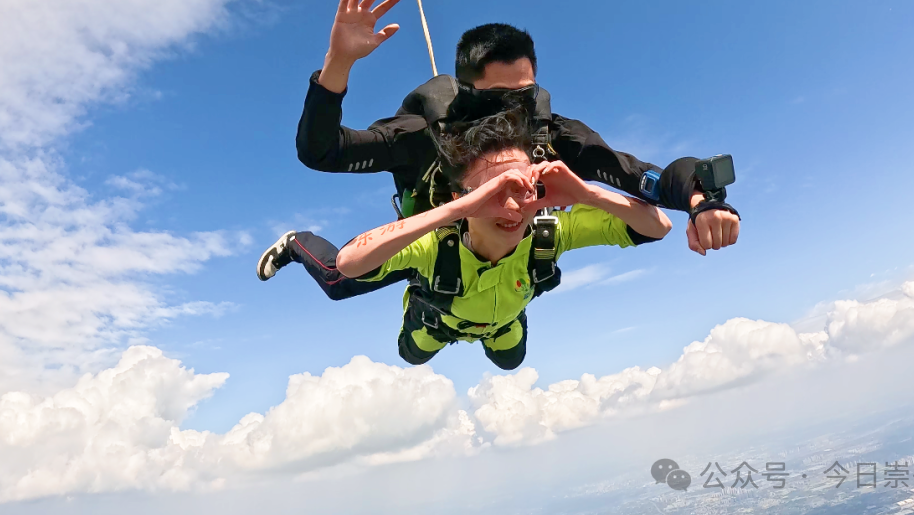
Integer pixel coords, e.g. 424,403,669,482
437,106,532,189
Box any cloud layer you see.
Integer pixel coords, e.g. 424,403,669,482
1,281,911,502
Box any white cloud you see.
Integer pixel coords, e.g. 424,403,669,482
0,346,229,502
469,366,659,446
106,169,180,197
552,264,610,293
467,281,913,447
0,0,236,150
0,0,247,394
599,268,646,285
0,352,473,502
552,265,646,293
184,356,468,472
904,281,914,298
825,285,914,354
649,318,825,400
0,154,241,393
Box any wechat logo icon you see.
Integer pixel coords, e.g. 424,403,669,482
651,458,691,491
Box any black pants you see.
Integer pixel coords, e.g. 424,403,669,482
289,231,412,300
398,311,528,371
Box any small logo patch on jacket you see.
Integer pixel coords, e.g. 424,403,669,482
515,278,532,300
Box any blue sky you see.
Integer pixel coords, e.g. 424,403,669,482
2,0,914,510
69,0,914,432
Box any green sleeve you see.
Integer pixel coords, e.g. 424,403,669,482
555,204,635,259
356,231,438,282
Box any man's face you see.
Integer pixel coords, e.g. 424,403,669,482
460,147,536,249
472,58,535,90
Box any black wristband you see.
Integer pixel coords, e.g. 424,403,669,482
690,200,741,226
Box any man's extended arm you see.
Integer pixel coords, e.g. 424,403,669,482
296,71,432,174
526,160,672,241
550,114,739,255
549,115,697,212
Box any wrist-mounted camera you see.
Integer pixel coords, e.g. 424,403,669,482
690,154,740,225
695,154,735,202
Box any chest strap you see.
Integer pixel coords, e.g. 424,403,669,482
433,217,562,297
530,213,562,296
432,225,462,295
416,216,561,337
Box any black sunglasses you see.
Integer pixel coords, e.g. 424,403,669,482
457,82,540,102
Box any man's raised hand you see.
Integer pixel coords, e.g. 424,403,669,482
318,0,400,93
328,0,401,64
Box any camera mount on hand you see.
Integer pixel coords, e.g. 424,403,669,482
690,154,740,225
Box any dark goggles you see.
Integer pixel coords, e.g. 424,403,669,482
457,82,540,103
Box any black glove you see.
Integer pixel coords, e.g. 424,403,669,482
690,200,741,226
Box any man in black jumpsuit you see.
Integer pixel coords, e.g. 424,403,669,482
273,0,740,298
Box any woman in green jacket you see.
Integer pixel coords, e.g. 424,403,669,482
261,110,672,369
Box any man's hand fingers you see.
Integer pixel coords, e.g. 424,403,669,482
360,0,377,11
697,210,741,251
686,222,707,256
347,0,359,13
720,222,731,249
710,216,723,250
696,216,713,250
338,0,348,13
374,24,399,43
371,0,400,18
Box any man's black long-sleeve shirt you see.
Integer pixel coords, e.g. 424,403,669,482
296,70,698,215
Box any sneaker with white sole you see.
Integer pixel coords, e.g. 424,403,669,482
257,231,297,281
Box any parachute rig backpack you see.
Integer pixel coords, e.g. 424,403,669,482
393,75,557,215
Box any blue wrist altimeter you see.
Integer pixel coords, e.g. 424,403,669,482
639,170,662,201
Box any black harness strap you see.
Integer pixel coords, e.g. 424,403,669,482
531,124,556,164
407,216,562,342
431,225,462,295
529,214,562,297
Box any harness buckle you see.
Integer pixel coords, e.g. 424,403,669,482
531,262,556,284
426,160,443,208
533,214,558,228
421,311,439,329
532,145,546,162
433,275,461,295
390,194,404,220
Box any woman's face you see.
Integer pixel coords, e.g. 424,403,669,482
459,147,537,249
